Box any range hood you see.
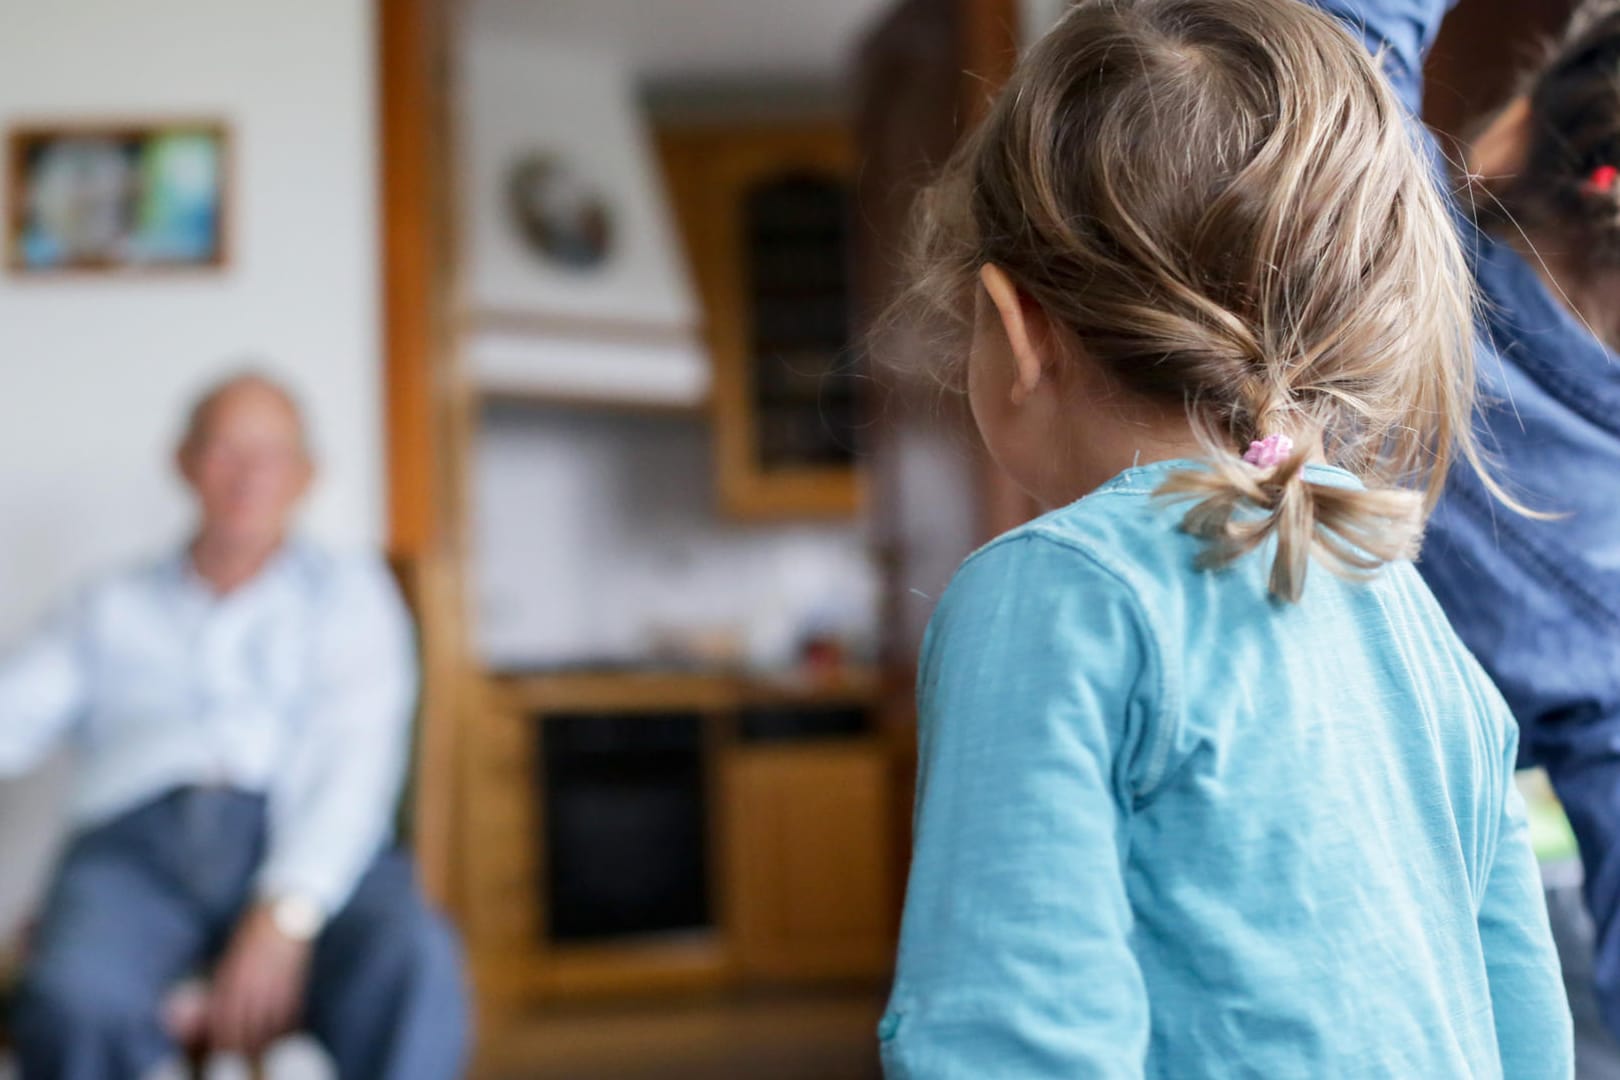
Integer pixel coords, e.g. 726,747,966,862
456,25,709,407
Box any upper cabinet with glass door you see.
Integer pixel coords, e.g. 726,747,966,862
659,123,862,520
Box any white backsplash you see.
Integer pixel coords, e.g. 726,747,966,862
473,403,878,671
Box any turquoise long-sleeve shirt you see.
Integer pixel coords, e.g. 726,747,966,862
881,460,1571,1078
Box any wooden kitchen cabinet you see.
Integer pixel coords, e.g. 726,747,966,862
659,124,863,520
722,738,895,980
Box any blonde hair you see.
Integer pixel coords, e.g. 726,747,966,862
903,0,1493,601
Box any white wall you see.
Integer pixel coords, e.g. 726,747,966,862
0,0,381,935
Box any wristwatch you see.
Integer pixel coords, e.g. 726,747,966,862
267,892,325,943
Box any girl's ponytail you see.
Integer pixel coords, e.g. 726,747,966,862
1159,449,1422,604
1158,379,1424,604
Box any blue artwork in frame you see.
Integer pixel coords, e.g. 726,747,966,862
7,120,229,274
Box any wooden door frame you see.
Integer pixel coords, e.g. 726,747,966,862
380,0,455,560
377,0,471,914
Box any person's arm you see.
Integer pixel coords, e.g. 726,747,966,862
0,592,91,775
209,557,417,1051
879,535,1163,1080
255,556,417,917
1478,725,1575,1078
1307,0,1458,116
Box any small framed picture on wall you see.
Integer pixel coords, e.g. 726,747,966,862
6,120,230,275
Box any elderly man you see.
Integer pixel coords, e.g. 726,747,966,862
1,373,467,1078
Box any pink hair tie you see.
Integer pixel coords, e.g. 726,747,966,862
1587,165,1620,195
1243,434,1294,469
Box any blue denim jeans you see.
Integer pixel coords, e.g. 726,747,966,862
13,787,468,1079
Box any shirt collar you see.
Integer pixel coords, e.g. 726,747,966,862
1092,457,1365,497
169,536,302,603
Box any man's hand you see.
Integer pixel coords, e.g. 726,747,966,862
207,904,314,1053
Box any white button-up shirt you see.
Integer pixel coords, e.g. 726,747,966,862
0,541,417,915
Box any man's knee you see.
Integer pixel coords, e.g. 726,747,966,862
320,862,462,988
338,902,462,991
417,909,467,999
420,903,462,962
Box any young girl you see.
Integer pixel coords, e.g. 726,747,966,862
878,0,1573,1076
1319,0,1620,1057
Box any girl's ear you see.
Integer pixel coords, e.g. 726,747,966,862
979,264,1054,405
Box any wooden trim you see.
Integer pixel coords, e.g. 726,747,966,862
378,0,477,923
6,118,232,276
462,687,545,985
720,467,863,521
476,935,733,1001
960,0,1021,126
379,0,449,558
491,667,883,716
476,385,710,418
391,552,463,913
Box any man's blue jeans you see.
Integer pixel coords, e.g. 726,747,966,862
13,787,468,1079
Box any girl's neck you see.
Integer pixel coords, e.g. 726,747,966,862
1026,391,1206,510
1511,225,1620,350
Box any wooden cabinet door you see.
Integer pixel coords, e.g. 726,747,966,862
722,741,895,980
659,124,862,520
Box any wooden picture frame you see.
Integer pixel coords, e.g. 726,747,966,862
6,119,231,276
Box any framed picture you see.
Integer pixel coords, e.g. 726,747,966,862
6,120,230,274
506,152,615,272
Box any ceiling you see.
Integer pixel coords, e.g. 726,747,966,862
469,0,895,84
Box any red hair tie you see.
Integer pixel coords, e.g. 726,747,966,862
1586,165,1619,195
